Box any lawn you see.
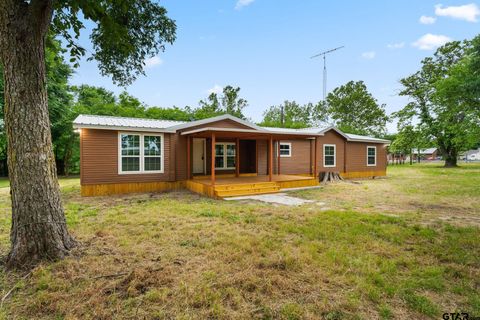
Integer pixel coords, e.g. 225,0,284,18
0,164,479,319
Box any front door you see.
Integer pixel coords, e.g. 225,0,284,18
192,138,206,174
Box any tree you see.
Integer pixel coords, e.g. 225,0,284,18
260,100,318,128
193,85,248,120
326,81,389,136
0,0,176,269
396,36,480,167
220,86,248,119
389,125,426,165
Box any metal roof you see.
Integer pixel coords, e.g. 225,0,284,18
414,148,438,154
73,114,390,144
345,133,391,144
73,114,186,132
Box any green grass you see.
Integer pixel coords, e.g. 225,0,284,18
0,164,479,319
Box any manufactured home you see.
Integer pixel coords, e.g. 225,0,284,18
73,114,390,198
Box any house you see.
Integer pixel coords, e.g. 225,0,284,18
462,148,480,161
73,114,390,198
412,148,439,161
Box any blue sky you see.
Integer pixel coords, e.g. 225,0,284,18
70,1,480,132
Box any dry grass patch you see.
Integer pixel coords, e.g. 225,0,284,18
0,165,479,319
291,163,480,227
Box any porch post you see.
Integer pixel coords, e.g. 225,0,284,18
268,136,273,182
255,140,258,174
277,140,281,175
235,138,240,177
211,133,216,186
314,137,318,178
187,136,191,179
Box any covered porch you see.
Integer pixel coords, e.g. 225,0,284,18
182,127,321,198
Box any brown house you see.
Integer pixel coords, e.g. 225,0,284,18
73,114,390,198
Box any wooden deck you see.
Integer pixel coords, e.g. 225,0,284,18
186,174,319,198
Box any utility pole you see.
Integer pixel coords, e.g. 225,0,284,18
310,46,344,100
280,105,284,127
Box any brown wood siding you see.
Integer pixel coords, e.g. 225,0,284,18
273,140,312,175
345,141,387,172
175,134,187,180
81,129,173,185
316,130,346,172
257,139,268,175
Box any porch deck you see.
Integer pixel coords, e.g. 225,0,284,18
186,174,319,198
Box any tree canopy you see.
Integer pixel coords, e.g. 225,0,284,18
259,101,326,129
395,35,480,167
325,81,389,137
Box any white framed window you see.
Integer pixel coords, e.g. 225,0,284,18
279,142,292,157
367,146,377,166
215,142,236,170
118,132,164,174
323,144,336,167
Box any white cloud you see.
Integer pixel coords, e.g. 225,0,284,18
144,56,163,68
361,51,376,59
207,84,223,95
387,42,405,49
235,0,255,10
434,3,480,22
419,15,437,24
412,33,452,50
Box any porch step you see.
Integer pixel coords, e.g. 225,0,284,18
215,185,280,198
214,182,277,191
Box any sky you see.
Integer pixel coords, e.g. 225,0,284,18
69,1,480,133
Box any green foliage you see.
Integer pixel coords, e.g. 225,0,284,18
325,80,389,136
389,125,429,163
395,34,480,167
259,100,326,129
0,38,77,175
194,86,248,120
51,0,177,85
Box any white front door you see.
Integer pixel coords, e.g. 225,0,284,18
192,138,206,174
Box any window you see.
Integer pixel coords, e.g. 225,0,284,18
367,146,376,166
279,142,292,157
144,136,162,171
323,144,336,167
119,133,163,174
215,143,236,169
120,134,140,172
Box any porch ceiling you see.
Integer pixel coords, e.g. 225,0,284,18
180,127,320,139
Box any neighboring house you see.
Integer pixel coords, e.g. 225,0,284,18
412,148,439,161
73,114,390,198
462,148,480,161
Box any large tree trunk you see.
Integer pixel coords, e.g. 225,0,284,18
0,0,75,269
444,151,458,167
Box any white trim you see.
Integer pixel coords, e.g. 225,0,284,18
215,142,236,170
323,144,336,168
279,142,292,157
367,146,377,167
118,132,164,174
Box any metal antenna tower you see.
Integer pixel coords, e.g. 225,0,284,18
310,46,344,100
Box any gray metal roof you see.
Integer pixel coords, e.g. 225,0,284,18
345,133,391,144
414,148,438,154
73,114,186,132
73,114,390,144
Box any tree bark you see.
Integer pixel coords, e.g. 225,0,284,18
0,0,75,269
444,152,458,167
